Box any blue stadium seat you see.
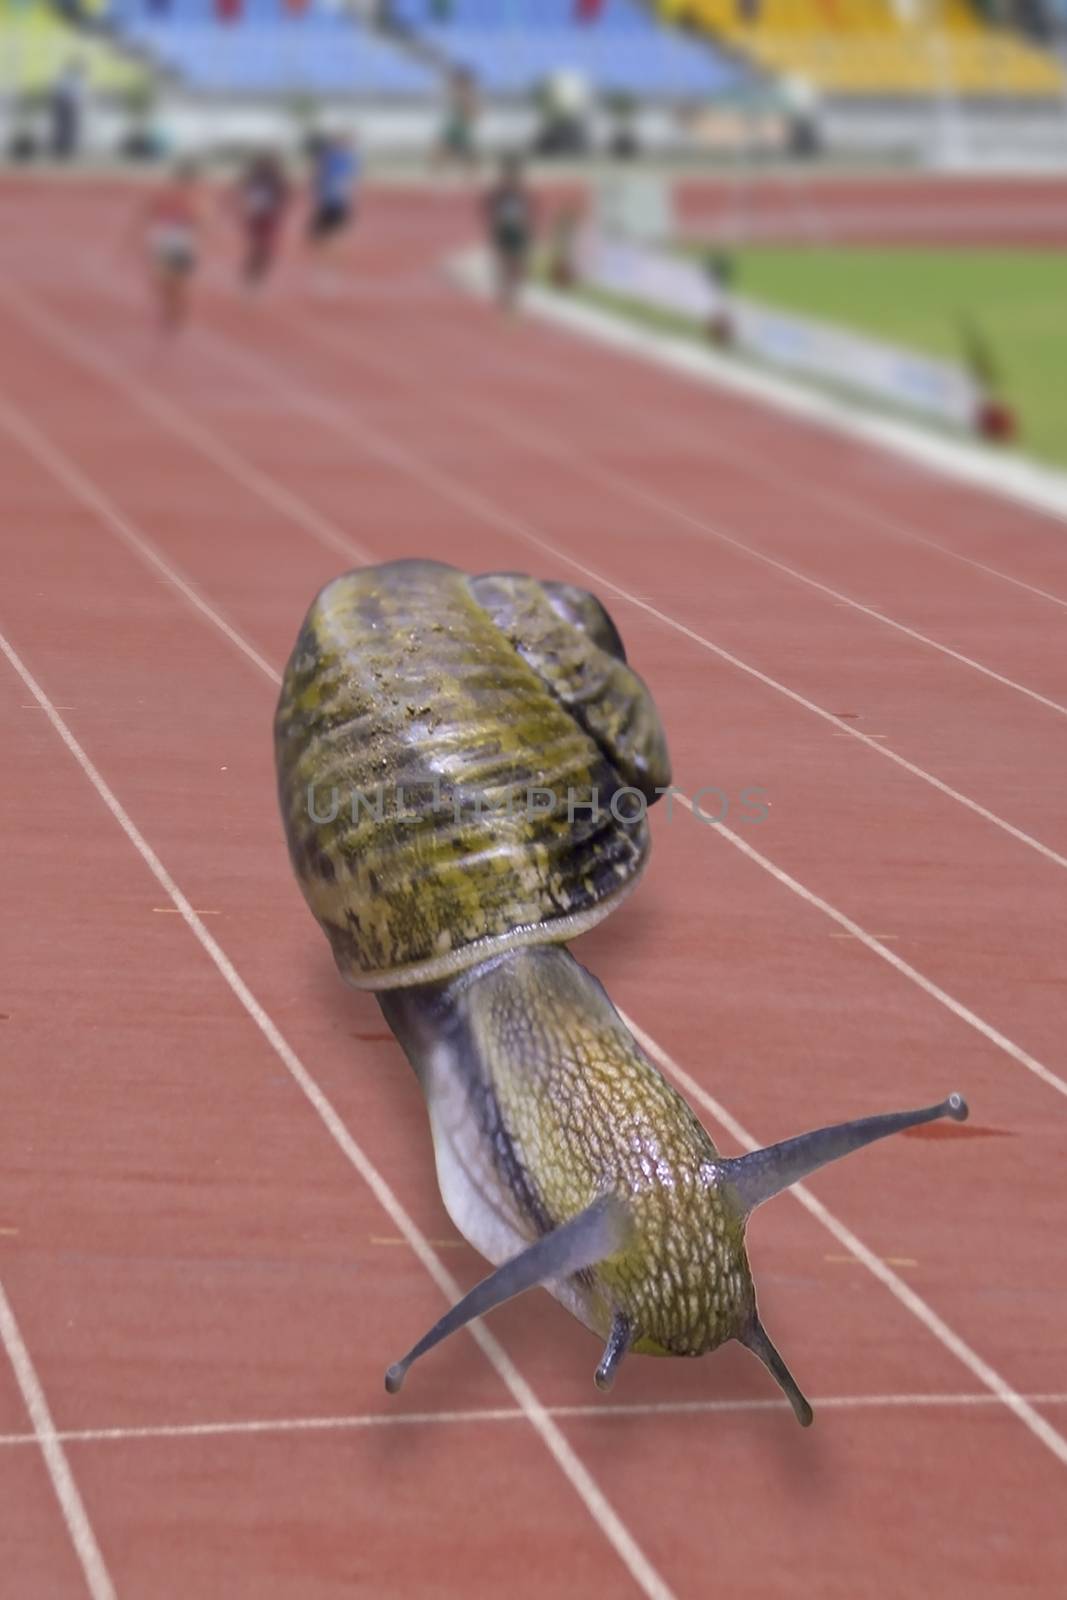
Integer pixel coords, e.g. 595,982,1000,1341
106,0,747,97
389,0,749,96
108,0,439,93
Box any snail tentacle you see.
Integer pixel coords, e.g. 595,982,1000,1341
384,1194,633,1394
595,1312,634,1392
739,1314,814,1428
721,1094,970,1216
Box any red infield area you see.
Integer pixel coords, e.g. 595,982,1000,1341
1,173,1065,1599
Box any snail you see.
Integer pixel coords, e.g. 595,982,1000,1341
275,559,968,1425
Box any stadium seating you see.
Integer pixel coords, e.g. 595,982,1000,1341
0,0,146,93
105,0,439,93
659,0,1065,96
389,0,753,97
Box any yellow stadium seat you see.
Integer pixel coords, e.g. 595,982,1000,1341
659,0,1064,96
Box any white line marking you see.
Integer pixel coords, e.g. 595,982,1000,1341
0,1280,116,1600
674,794,1067,1100
310,318,1067,719
152,907,220,916
1,1391,1066,1450
621,1010,1067,1469
825,1255,917,1266
0,631,673,1600
0,396,279,686
0,283,373,571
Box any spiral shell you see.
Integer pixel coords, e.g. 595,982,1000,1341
274,560,670,989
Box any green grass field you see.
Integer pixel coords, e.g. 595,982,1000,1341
584,247,1066,469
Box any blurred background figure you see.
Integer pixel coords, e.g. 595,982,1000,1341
434,65,480,175
48,55,88,161
306,128,362,294
532,68,593,158
483,153,534,314
135,158,203,335
231,150,292,288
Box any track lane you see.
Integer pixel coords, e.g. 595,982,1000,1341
2,328,1067,1427
5,387,1066,1600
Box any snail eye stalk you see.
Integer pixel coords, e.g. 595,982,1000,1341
721,1094,968,1216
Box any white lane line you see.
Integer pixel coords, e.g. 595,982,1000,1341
0,395,279,685
10,271,1067,878
2,1391,1066,1450
0,1280,116,1600
0,632,674,1600
673,794,1067,1101
621,1009,1067,1470
0,281,372,571
11,370,1066,1108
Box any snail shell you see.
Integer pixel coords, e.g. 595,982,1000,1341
275,558,670,989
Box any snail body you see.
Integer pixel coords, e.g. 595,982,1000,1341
277,560,967,1422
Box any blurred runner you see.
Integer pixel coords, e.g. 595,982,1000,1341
484,154,534,314
135,159,203,335
306,130,361,293
231,151,291,287
434,67,480,176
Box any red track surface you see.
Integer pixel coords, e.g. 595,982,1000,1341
675,172,1067,245
1,175,1065,1598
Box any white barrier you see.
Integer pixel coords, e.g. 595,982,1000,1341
576,229,985,432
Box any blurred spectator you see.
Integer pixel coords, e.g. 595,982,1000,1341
49,57,88,161
533,70,592,158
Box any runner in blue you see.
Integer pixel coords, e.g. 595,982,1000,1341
307,130,361,292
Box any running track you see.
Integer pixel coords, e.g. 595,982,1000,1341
1,175,1065,1598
